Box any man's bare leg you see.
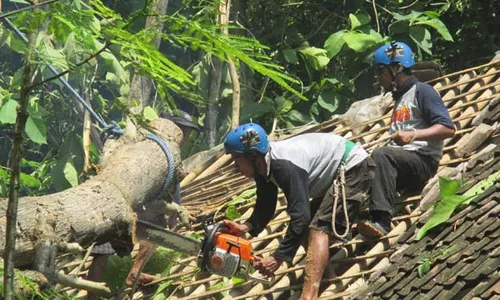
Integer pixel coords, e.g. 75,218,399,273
87,254,110,300
125,241,158,286
300,229,329,300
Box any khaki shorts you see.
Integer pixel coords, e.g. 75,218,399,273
309,157,375,236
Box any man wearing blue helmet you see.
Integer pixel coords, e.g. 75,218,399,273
223,123,375,300
357,41,455,239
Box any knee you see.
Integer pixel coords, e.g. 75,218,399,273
371,147,391,163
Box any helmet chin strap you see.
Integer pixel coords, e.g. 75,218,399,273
389,63,404,92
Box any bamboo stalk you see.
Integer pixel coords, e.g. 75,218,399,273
435,68,500,93
426,60,499,85
195,154,232,181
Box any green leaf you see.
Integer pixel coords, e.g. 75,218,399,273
415,18,454,41
423,11,440,19
389,20,410,35
325,78,340,85
324,30,346,58
349,12,371,30
462,170,500,205
51,135,84,191
153,280,172,300
285,109,312,124
392,11,424,21
240,102,274,122
144,247,180,276
278,99,293,114
298,47,330,70
343,32,381,53
25,116,47,144
0,180,7,198
104,255,133,292
40,43,69,72
0,99,17,124
100,51,128,84
143,106,159,121
232,277,245,285
63,159,79,187
9,0,30,4
416,177,472,240
410,26,432,55
282,49,299,64
225,205,241,220
317,89,339,113
20,173,41,188
438,176,462,198
417,259,431,277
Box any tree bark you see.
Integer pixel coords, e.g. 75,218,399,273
0,119,183,267
206,56,222,147
128,0,169,112
4,2,39,296
221,0,241,129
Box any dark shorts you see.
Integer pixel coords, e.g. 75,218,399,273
309,157,376,236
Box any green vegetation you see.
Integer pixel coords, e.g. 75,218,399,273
416,171,500,240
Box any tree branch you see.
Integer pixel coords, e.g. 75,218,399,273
0,0,58,20
28,40,110,90
55,272,112,296
3,1,39,297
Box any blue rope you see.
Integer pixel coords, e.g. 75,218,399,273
146,132,175,188
4,17,175,186
4,17,123,138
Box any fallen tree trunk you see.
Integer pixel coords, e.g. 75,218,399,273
0,119,183,267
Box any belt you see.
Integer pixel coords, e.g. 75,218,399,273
342,140,356,164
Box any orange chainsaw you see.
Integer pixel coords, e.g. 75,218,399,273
136,219,274,284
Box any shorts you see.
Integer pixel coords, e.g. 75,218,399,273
309,157,376,236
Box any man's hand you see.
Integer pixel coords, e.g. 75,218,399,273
253,256,282,277
221,220,251,237
391,130,416,146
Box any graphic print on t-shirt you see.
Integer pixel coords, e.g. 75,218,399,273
391,105,411,124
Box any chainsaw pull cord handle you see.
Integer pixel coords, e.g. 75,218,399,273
331,164,350,239
200,222,224,271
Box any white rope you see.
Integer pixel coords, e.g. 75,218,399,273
331,165,350,239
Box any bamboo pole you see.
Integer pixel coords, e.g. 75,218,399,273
195,154,232,181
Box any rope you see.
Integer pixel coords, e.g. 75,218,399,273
3,17,123,139
331,165,350,239
4,16,176,194
146,132,175,188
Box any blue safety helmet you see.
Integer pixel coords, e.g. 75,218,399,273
373,41,415,68
224,123,269,155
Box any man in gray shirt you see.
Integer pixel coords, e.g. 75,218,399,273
223,123,375,300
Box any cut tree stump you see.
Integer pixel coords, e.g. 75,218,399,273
0,118,183,267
